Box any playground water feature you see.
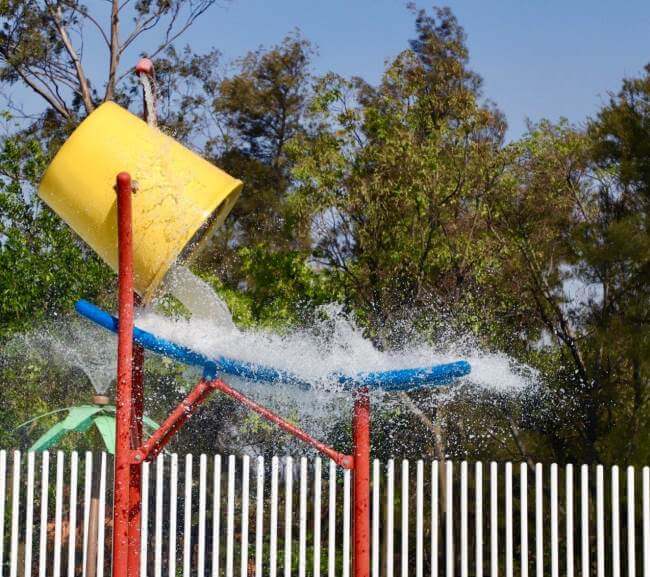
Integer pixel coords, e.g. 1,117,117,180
17,59,543,577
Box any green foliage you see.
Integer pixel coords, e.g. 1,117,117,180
289,8,505,345
0,130,112,337
0,3,647,470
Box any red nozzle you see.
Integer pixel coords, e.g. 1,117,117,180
135,58,154,76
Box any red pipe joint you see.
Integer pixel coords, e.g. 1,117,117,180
135,57,154,76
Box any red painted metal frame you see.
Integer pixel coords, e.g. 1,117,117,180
113,172,136,577
111,170,372,577
213,378,354,468
111,168,371,577
353,388,371,577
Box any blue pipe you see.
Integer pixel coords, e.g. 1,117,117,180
75,299,470,391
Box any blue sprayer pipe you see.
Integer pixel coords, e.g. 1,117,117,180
75,299,470,391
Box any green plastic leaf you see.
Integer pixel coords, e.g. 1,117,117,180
15,407,72,431
29,405,104,451
61,406,103,432
30,420,68,452
93,415,116,454
143,415,159,431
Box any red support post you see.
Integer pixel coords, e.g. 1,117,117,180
353,387,371,577
128,334,145,576
113,172,135,577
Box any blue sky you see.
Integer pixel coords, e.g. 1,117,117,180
199,0,650,139
7,1,650,140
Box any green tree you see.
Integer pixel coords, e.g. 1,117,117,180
0,127,111,336
290,7,505,345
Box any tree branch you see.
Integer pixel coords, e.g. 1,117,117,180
104,0,120,101
47,2,95,114
12,66,71,119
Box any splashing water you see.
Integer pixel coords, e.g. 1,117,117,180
139,73,156,127
162,264,235,330
17,321,117,395
137,303,537,394
135,267,540,435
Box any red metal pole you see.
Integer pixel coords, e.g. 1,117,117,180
353,387,371,577
128,333,144,576
113,172,135,577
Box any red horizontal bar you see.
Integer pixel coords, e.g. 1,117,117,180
210,379,353,469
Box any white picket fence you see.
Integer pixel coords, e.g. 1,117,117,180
0,450,648,577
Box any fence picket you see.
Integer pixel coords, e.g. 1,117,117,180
255,456,264,577
490,462,497,577
53,451,63,577
476,462,483,577
627,466,635,577
327,460,336,577
535,463,543,577
597,464,605,577
314,458,322,577
183,454,192,577
141,459,150,577
96,452,106,577
38,451,49,577
432,461,439,577
155,455,164,577
387,459,394,577
416,460,424,577
298,457,307,577
551,463,558,577
170,453,179,577
82,452,92,577
581,464,589,577
0,450,6,577
211,454,220,577
446,461,453,577
566,464,574,577
402,460,409,577
25,451,35,577
270,456,279,577
372,459,380,577
643,467,649,577
227,455,236,577
284,456,293,577
10,451,21,577
68,451,79,577
505,462,512,577
520,463,528,577
460,461,468,577
343,468,351,577
613,466,621,577
241,455,251,577
198,454,207,577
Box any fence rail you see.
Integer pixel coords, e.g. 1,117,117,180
0,450,648,577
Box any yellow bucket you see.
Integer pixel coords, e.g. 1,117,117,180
38,101,243,302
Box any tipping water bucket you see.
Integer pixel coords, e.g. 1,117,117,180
38,101,242,302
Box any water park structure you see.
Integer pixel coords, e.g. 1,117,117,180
34,59,471,577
